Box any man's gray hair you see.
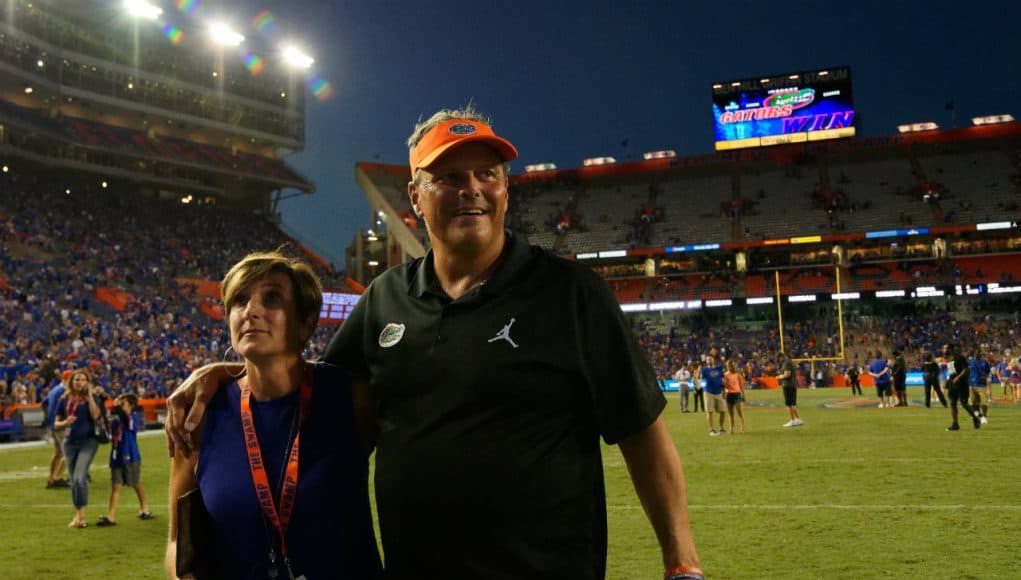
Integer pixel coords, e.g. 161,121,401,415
406,104,510,184
406,104,490,150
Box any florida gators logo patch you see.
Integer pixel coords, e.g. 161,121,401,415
378,323,406,348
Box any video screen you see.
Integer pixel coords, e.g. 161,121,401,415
713,67,855,150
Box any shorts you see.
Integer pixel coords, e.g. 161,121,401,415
968,388,989,407
782,387,798,407
893,379,906,393
875,382,891,397
111,462,141,487
49,430,64,456
725,392,743,405
706,393,727,413
947,385,968,404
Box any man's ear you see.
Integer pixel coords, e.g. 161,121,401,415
408,180,421,217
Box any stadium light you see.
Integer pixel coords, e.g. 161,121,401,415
281,45,314,70
971,114,1014,126
788,294,817,303
643,150,676,160
831,292,861,301
101,181,108,188
2,165,8,173
208,22,245,47
123,0,162,20
24,86,33,94
524,163,557,172
582,156,616,167
897,122,938,133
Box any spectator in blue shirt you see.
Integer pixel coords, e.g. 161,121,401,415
701,356,726,435
968,350,992,424
868,352,892,408
97,393,152,526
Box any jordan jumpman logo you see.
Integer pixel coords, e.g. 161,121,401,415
488,317,519,349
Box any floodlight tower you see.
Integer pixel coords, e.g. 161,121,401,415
122,1,163,69
280,43,314,116
206,21,245,95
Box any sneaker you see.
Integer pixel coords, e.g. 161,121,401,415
46,479,69,489
878,403,885,408
972,414,981,429
945,424,960,431
980,416,988,425
782,420,795,428
792,419,805,426
137,511,155,520
719,428,727,434
96,516,116,527
709,430,719,437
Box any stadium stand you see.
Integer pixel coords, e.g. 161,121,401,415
1,180,348,412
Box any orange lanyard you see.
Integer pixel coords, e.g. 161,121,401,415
66,397,83,421
239,369,313,560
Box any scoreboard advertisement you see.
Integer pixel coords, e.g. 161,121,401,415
319,291,360,325
713,67,855,151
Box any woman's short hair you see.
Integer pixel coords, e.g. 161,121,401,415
221,249,323,327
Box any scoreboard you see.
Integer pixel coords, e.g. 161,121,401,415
319,291,360,325
713,67,856,151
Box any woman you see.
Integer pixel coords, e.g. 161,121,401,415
54,369,104,528
166,251,380,579
722,360,746,434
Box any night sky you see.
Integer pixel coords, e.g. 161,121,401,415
211,0,1021,267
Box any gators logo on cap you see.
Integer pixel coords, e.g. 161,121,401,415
448,123,477,135
378,323,406,348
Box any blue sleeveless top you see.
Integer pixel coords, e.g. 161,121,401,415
196,362,381,579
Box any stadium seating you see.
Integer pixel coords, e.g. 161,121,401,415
0,181,348,406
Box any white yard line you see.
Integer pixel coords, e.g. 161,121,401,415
609,503,1021,510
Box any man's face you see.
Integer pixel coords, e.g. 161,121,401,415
409,142,508,255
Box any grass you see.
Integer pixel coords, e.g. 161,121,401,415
2,388,1019,579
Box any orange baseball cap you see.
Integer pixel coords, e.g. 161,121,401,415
61,369,73,382
409,118,518,174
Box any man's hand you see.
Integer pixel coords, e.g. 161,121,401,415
165,363,241,457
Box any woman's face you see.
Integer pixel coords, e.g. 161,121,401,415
71,373,89,394
229,271,310,362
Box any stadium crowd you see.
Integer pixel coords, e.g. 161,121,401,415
2,177,1018,419
0,180,343,410
637,302,1021,390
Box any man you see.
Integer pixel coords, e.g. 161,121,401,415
921,352,947,408
167,107,702,580
846,363,862,396
868,351,892,409
891,349,908,406
43,370,70,488
777,352,803,427
944,344,981,431
700,355,726,435
673,364,691,412
967,349,991,424
691,362,705,413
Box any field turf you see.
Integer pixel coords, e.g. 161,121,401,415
1,387,1018,579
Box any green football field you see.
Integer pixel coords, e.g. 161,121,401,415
2,388,1019,579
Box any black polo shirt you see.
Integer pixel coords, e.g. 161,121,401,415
324,232,665,579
